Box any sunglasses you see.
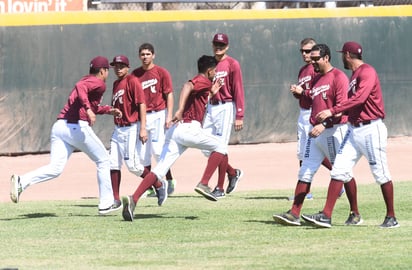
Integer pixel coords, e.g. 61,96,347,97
311,56,323,62
300,49,312,54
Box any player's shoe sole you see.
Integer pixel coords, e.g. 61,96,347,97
10,174,22,203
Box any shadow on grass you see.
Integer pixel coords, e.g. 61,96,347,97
0,213,58,220
246,219,331,230
133,213,199,220
244,196,290,200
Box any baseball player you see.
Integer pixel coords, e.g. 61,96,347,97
132,43,176,195
202,33,245,197
302,42,399,228
289,38,344,201
273,44,359,226
10,56,122,215
109,55,150,208
122,55,226,222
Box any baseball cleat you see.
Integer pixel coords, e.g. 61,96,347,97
379,216,400,229
194,183,218,202
273,210,301,226
167,179,176,195
98,201,122,215
211,187,225,199
122,195,136,222
226,169,243,194
301,211,332,228
156,179,168,206
344,212,363,226
10,174,22,203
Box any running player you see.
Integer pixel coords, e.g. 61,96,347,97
273,44,359,226
202,33,245,198
10,56,122,215
132,43,176,195
121,55,226,222
109,55,150,208
302,41,399,228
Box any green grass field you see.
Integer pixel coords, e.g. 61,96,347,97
1,181,411,270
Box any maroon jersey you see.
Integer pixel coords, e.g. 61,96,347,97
132,65,173,112
112,74,145,126
182,74,211,123
307,68,349,127
330,63,385,124
57,75,111,124
212,55,245,120
297,64,316,110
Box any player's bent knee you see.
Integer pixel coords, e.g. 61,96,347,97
128,167,144,177
331,171,352,182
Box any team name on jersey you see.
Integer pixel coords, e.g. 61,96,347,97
142,79,158,89
311,84,330,98
299,75,311,84
349,78,357,94
142,79,158,93
112,89,125,105
215,71,228,79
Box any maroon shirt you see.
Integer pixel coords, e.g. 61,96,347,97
132,65,173,112
112,74,145,126
305,68,349,127
330,63,385,124
182,74,211,123
212,55,245,120
296,64,316,110
57,75,111,124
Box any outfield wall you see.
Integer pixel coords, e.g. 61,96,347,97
0,6,411,154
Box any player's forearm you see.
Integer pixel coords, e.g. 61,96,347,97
139,103,147,130
166,92,174,120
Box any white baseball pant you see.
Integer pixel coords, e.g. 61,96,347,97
137,109,167,166
109,122,144,177
19,119,114,209
298,124,348,183
201,101,234,157
152,120,227,180
331,119,392,184
297,108,311,161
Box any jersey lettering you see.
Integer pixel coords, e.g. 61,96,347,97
112,89,125,105
142,79,158,91
349,78,357,94
299,75,311,84
311,84,330,98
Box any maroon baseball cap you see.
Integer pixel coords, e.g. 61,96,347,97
90,56,110,69
110,55,130,67
213,33,229,45
337,41,362,55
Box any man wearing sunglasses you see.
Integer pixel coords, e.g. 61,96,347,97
274,44,359,227
287,38,338,202
303,42,399,229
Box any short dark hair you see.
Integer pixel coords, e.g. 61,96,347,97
89,67,103,75
349,52,362,60
139,43,155,54
312,44,331,61
197,55,218,73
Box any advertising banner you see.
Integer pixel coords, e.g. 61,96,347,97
0,0,86,13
